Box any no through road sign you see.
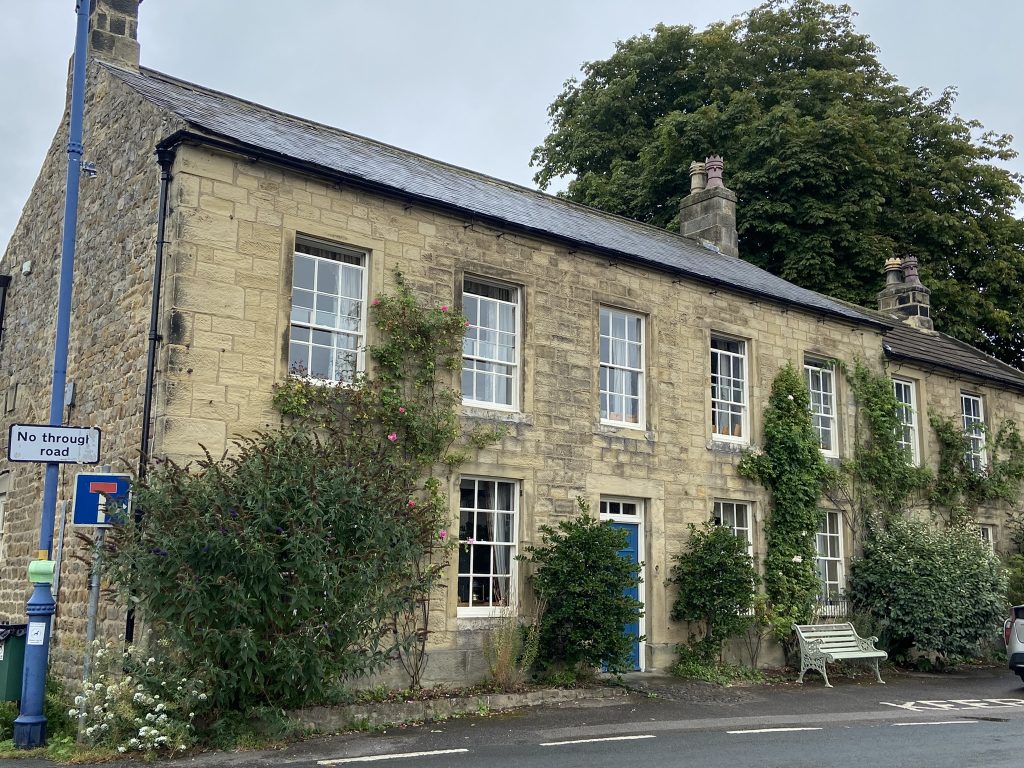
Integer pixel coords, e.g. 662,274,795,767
7,423,101,464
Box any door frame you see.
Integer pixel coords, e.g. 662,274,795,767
600,496,646,672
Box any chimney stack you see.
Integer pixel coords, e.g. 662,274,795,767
89,0,142,69
680,155,738,257
877,255,933,331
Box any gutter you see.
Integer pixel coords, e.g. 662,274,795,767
155,129,891,332
138,146,175,479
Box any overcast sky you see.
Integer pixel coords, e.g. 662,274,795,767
1,0,1021,252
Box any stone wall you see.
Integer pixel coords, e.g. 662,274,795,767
0,62,184,679
156,142,902,676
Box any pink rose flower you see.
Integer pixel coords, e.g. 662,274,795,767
441,305,449,312
438,530,448,541
387,432,398,442
371,298,381,306
398,406,406,414
407,499,416,508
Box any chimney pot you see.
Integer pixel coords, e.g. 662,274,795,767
705,155,725,189
688,161,706,194
883,257,903,286
901,255,922,286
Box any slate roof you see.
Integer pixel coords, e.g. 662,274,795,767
818,292,1024,391
100,62,885,327
883,323,1024,392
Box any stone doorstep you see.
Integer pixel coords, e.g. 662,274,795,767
290,686,628,732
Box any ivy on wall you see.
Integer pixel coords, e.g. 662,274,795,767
929,414,1024,523
826,360,932,542
739,363,834,642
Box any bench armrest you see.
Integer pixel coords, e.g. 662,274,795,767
853,632,881,652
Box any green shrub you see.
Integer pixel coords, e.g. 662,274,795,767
1006,554,1024,606
522,500,643,674
671,645,764,685
103,429,442,711
669,522,757,659
848,517,1006,663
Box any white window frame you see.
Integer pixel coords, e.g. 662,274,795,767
805,360,838,458
892,378,920,465
815,510,845,616
978,524,995,550
599,307,646,429
713,500,753,557
461,278,520,411
287,239,368,383
599,496,646,672
961,393,986,471
710,336,749,444
457,477,519,617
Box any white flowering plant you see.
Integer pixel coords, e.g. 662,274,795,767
68,640,208,755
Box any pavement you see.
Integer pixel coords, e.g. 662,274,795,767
3,664,1022,766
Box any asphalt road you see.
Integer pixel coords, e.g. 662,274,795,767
4,666,1022,767
262,667,1024,768
305,719,1018,768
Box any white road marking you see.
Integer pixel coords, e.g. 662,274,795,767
727,727,823,734
317,749,469,765
881,698,1024,712
891,720,977,727
540,734,657,746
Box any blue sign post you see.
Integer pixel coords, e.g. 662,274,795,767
14,0,90,749
72,473,132,527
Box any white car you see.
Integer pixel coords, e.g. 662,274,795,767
1005,605,1024,683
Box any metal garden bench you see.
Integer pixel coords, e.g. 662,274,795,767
792,622,887,688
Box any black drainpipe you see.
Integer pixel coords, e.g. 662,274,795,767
125,145,175,643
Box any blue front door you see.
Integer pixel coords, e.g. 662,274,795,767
610,521,641,671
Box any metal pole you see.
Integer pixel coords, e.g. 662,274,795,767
15,0,90,749
82,464,110,687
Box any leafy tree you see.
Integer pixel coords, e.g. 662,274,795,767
532,0,1024,366
848,517,1006,664
669,522,757,659
522,500,643,675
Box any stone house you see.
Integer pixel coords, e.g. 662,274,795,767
1,1,1021,679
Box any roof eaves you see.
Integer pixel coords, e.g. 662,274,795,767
884,346,1024,393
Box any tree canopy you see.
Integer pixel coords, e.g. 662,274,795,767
532,0,1024,366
